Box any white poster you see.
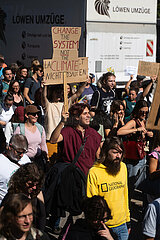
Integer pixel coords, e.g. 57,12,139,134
87,0,157,24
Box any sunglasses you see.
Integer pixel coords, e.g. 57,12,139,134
139,110,148,115
11,145,27,155
28,112,39,116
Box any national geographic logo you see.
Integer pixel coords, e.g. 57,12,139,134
101,181,125,192
94,0,110,18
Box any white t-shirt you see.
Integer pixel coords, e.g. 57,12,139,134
0,153,30,204
143,198,160,239
44,102,63,140
0,105,14,127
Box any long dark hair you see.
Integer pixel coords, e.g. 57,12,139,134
131,100,148,119
99,136,124,164
0,193,32,238
8,79,21,95
8,163,44,198
66,103,90,128
82,195,112,222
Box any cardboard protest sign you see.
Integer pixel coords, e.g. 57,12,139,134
137,61,160,130
43,27,88,85
146,68,160,130
138,61,159,76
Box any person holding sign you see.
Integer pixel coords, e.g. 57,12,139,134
43,81,87,158
50,103,102,176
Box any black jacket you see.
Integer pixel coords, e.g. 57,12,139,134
44,161,86,217
65,219,117,240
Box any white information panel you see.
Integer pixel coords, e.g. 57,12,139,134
86,29,156,82
87,0,157,24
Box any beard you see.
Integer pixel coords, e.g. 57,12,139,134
104,156,122,176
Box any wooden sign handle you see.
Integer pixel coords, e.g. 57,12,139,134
63,72,68,112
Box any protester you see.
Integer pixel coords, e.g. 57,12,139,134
50,103,102,176
125,75,145,96
2,163,46,231
4,106,25,145
87,137,130,240
8,79,24,108
0,193,50,239
143,197,160,240
29,58,41,77
117,100,153,198
43,82,87,158
105,100,125,137
23,65,43,104
16,66,28,92
0,134,30,203
0,93,14,129
10,62,19,80
0,67,12,101
123,86,138,121
90,72,117,116
14,105,48,164
145,130,160,203
65,196,116,240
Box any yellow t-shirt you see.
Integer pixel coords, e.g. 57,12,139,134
87,162,130,228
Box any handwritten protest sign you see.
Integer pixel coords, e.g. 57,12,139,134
43,27,88,85
138,61,159,76
138,61,160,130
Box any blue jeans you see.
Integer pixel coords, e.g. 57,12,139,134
111,223,128,240
127,157,146,199
127,157,146,178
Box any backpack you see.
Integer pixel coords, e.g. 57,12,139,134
13,122,43,137
44,161,87,217
44,139,87,217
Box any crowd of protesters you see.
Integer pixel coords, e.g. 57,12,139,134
0,54,160,240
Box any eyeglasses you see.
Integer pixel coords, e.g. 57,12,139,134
11,145,27,155
139,110,148,115
17,212,33,221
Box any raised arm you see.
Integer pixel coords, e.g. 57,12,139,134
42,84,49,107
70,81,87,103
125,75,133,96
50,107,69,143
143,75,157,98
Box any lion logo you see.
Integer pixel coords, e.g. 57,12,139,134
94,0,110,18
